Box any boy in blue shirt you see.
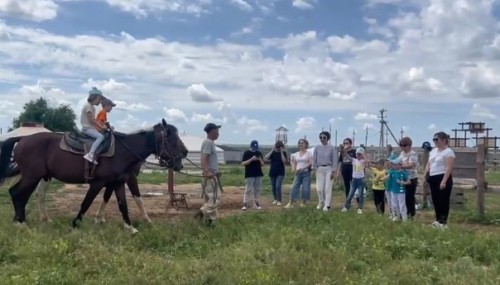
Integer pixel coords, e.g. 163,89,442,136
387,158,410,222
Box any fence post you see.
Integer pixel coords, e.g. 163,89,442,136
168,169,174,207
476,144,486,219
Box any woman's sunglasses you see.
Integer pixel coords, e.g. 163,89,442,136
319,136,328,140
432,138,439,142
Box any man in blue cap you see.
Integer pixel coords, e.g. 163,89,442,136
241,139,264,210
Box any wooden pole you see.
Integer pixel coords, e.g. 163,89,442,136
476,144,486,219
168,169,174,207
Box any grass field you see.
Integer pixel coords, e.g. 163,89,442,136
1,168,500,284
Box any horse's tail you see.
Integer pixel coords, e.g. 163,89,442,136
0,136,22,184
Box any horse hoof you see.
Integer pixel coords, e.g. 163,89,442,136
71,220,80,228
40,217,53,223
94,217,106,224
124,224,139,235
144,217,152,224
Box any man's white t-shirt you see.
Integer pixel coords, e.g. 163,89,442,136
429,147,455,176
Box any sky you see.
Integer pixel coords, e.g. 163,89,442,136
0,0,500,147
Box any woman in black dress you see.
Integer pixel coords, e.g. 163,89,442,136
336,138,357,197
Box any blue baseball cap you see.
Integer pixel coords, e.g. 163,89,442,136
250,140,259,150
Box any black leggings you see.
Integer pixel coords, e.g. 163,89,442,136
405,178,418,217
428,174,453,224
341,164,353,198
372,190,385,213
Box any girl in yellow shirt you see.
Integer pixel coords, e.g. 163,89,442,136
371,159,387,213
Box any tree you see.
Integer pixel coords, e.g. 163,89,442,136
10,97,77,132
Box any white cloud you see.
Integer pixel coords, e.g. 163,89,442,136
396,67,444,94
237,116,267,134
190,112,224,124
187,84,222,102
230,0,252,11
113,100,151,112
460,63,500,98
363,123,376,129
295,116,316,133
81,78,131,93
354,112,377,120
470,103,497,120
0,0,58,22
115,113,149,132
428,123,437,130
292,0,314,9
164,107,189,123
101,0,212,18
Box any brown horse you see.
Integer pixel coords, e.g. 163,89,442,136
0,119,187,232
30,162,153,225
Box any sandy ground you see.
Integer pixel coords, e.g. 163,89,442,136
48,183,279,222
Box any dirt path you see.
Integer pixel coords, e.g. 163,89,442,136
49,183,279,222
45,183,500,233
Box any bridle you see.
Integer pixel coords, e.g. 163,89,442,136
154,126,185,167
115,125,184,168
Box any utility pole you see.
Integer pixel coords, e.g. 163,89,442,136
400,126,404,139
365,125,369,146
352,128,356,146
378,109,387,147
335,130,338,146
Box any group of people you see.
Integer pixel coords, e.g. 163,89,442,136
199,124,456,229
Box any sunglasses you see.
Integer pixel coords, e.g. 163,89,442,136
319,136,328,140
432,138,439,142
400,144,408,147
343,142,350,145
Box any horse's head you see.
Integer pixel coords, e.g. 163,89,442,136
153,119,188,171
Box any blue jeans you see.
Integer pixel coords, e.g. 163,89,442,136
290,171,311,201
270,175,284,202
82,127,104,155
344,177,366,209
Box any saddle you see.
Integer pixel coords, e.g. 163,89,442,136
59,130,115,158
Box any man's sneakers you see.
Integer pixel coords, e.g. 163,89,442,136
242,203,262,211
83,153,98,165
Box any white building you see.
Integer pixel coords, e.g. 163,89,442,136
145,133,225,167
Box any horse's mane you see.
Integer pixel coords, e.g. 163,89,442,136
125,122,178,135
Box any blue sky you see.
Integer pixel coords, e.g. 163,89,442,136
0,0,500,148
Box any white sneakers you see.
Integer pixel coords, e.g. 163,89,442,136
340,207,362,214
83,153,98,165
432,221,448,229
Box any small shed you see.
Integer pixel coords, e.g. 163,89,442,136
0,122,51,145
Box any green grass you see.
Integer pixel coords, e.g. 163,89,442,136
139,166,297,186
1,168,500,284
1,208,500,284
486,170,500,185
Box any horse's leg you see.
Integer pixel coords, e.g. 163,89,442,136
114,183,138,234
94,185,113,224
36,178,52,222
10,177,41,224
72,181,106,228
127,174,151,223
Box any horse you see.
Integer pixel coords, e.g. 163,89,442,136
0,119,187,233
27,162,153,224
